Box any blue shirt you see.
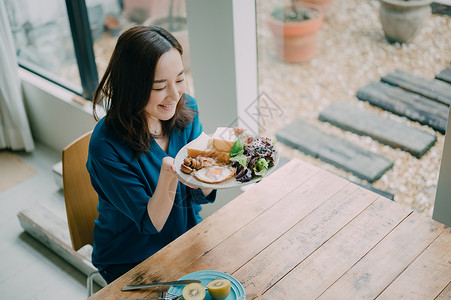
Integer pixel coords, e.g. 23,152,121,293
86,95,216,271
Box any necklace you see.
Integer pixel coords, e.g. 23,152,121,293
149,121,162,135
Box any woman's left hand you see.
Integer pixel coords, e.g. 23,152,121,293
179,176,213,196
179,176,199,189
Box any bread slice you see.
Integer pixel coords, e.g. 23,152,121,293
212,127,238,152
187,132,230,163
187,149,230,163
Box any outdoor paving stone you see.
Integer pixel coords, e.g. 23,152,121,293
319,102,437,158
356,82,448,134
381,69,451,106
431,2,451,17
351,181,394,200
276,119,393,183
435,66,451,84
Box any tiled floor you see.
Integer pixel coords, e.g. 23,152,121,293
0,144,89,299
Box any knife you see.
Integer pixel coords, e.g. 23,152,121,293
117,297,183,300
121,279,201,291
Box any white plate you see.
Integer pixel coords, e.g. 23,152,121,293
175,138,279,190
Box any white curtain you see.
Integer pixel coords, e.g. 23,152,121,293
0,0,34,152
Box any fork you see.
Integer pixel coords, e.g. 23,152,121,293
164,291,182,300
117,291,181,300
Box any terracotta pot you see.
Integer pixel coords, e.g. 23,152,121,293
379,0,431,44
302,0,334,15
267,3,324,63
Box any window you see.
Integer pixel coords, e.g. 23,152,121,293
5,0,193,99
256,0,450,219
5,0,81,94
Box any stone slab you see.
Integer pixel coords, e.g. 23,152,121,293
431,2,451,16
319,102,437,158
436,66,451,84
381,69,451,106
352,181,394,200
356,81,448,134
276,119,393,183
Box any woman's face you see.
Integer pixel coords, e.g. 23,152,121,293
146,48,186,121
146,48,187,121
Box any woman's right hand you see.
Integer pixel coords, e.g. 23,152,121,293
161,156,177,178
149,156,179,231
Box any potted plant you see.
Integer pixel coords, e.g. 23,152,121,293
302,0,334,15
379,0,432,44
267,0,324,63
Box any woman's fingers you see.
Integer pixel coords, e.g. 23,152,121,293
184,182,199,189
162,157,175,171
162,156,199,189
178,176,199,189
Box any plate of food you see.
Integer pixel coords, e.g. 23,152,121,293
175,127,279,189
166,270,245,300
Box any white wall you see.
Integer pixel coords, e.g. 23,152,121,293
186,0,258,135
19,69,97,153
433,107,451,227
185,0,258,214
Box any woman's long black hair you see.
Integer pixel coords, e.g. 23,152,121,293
92,25,195,156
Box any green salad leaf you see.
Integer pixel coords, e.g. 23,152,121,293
254,158,269,176
230,139,244,157
230,154,248,169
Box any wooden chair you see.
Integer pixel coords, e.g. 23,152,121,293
62,131,106,295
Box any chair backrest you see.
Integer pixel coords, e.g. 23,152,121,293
62,131,98,251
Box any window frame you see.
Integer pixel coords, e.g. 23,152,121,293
64,0,98,100
15,0,99,100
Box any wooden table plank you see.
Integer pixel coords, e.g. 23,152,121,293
259,197,412,300
436,281,451,299
89,159,320,299
234,183,383,299
377,228,451,300
88,158,450,300
316,213,447,300
176,170,348,277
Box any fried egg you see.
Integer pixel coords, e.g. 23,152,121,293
193,166,235,184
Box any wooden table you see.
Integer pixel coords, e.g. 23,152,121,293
89,159,451,299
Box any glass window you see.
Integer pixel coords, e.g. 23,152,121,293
5,0,81,93
256,0,450,218
5,0,193,98
91,0,194,94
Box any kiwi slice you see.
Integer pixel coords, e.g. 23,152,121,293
207,279,231,300
182,282,206,300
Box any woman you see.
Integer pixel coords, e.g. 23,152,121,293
87,25,216,284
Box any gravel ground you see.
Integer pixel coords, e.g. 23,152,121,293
93,1,451,217
256,0,451,218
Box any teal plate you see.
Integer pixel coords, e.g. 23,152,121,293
166,270,245,300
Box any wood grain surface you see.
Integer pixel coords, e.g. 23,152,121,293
89,159,451,300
